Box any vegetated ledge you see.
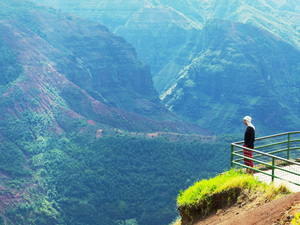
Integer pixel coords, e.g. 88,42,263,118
176,169,292,225
178,187,241,225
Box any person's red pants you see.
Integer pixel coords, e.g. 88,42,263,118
243,144,253,167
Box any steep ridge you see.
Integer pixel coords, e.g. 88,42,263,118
0,1,218,225
115,5,200,83
28,0,300,135
0,0,211,135
1,1,159,118
29,0,204,93
161,19,300,135
29,0,300,82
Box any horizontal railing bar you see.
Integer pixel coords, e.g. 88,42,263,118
272,164,300,177
255,133,288,141
232,162,300,186
255,140,288,149
234,147,287,155
232,162,283,180
234,147,300,163
234,139,300,150
253,140,300,150
233,143,288,153
231,131,300,189
234,149,244,154
233,153,300,177
232,131,300,146
234,146,287,154
256,148,288,156
231,143,300,166
234,153,294,168
289,147,300,151
233,148,288,163
255,131,300,141
283,179,300,187
232,153,271,166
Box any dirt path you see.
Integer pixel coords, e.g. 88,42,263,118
193,192,300,225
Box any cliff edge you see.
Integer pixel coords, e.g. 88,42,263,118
175,170,299,225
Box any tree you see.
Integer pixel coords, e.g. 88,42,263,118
0,216,5,225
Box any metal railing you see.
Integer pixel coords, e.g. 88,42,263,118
231,131,300,191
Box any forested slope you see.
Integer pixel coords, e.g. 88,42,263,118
161,19,300,135
0,119,234,224
0,0,221,224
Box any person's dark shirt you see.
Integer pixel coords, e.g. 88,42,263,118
244,126,255,148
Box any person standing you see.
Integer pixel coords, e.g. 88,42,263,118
243,116,255,175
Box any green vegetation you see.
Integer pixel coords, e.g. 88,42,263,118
0,216,4,225
0,2,231,223
0,94,237,225
176,169,292,225
4,0,300,224
178,169,257,207
161,19,300,135
0,39,23,87
27,135,231,225
177,169,291,208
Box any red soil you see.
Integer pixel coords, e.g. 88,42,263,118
193,192,300,225
87,120,95,125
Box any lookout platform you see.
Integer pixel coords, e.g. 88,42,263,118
231,132,300,192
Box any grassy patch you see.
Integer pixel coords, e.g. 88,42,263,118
177,169,260,207
175,169,292,225
177,169,291,207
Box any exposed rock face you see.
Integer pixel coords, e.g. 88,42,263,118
1,2,159,116
0,0,212,135
28,0,300,135
115,6,200,88
29,0,300,86
161,19,300,134
30,0,204,92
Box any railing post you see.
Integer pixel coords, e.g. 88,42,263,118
272,157,275,182
287,133,290,160
231,144,234,168
232,132,300,188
